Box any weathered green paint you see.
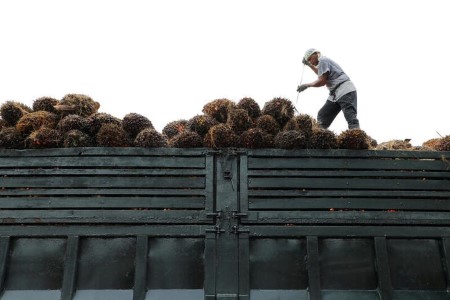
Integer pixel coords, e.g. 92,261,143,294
0,148,449,299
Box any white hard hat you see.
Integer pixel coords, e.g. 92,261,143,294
304,48,318,61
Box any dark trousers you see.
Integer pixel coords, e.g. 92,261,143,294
317,91,360,129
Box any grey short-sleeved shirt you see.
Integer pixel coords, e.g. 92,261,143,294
318,56,356,102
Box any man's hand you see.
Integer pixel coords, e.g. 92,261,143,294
297,84,309,93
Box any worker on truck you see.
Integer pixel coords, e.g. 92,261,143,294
297,48,360,129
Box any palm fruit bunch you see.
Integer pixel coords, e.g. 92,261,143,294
422,138,441,151
255,115,280,136
25,127,60,149
283,114,316,140
162,119,188,139
58,94,100,117
227,108,253,134
134,128,168,148
57,114,90,134
186,115,219,138
0,101,32,126
368,137,378,149
274,130,307,149
236,97,261,120
87,113,122,136
375,139,412,150
239,128,272,149
202,98,235,123
16,111,59,135
337,129,370,150
435,135,450,151
32,97,59,113
122,113,154,139
0,127,25,149
169,131,203,148
261,97,294,127
96,123,130,147
204,124,238,148
309,128,338,149
62,130,94,148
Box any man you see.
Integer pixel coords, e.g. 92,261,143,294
297,48,360,129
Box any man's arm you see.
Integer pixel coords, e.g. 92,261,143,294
297,72,328,93
306,72,328,88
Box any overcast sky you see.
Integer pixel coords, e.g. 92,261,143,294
1,0,448,146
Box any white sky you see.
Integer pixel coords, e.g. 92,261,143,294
1,0,448,146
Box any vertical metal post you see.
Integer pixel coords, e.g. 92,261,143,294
374,237,393,300
307,236,321,300
205,151,218,300
215,152,239,299
238,232,250,300
204,232,217,300
133,235,148,300
205,152,216,215
0,237,10,296
61,236,80,300
441,238,450,290
239,154,249,214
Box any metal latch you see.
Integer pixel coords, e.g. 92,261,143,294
223,171,232,180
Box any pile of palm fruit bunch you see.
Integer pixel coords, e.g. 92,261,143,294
161,96,375,150
1,94,448,151
0,94,158,149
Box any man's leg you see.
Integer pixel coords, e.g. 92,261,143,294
317,100,341,129
338,91,360,129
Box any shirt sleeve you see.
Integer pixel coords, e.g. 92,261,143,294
318,59,330,77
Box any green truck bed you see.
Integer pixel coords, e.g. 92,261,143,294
0,147,449,300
